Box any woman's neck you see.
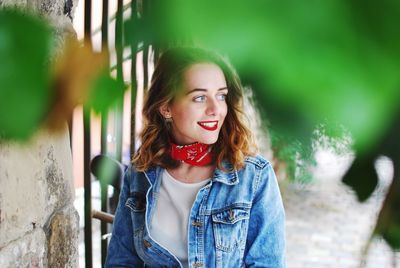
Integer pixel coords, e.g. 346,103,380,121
167,162,215,184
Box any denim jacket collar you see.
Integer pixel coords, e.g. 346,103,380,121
143,160,239,186
212,161,239,185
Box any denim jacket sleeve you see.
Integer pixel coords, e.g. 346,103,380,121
244,163,286,267
105,167,144,267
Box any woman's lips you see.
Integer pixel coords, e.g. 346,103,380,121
197,120,218,131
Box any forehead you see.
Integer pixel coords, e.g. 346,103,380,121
181,63,227,91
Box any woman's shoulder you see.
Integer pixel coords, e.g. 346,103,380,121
243,154,272,170
126,162,158,174
123,163,156,191
242,155,279,194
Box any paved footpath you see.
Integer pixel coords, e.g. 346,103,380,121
282,151,400,268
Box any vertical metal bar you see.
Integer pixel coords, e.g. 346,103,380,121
84,0,93,50
148,0,160,65
101,0,110,156
142,46,149,91
142,0,149,91
83,108,92,268
68,117,73,150
149,0,164,82
153,46,160,64
100,181,108,267
100,115,108,155
101,0,109,52
115,0,124,163
100,0,110,266
130,0,138,156
84,0,93,267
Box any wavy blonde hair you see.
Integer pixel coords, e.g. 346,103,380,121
133,47,256,171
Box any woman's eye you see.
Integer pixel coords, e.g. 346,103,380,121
193,95,206,102
217,94,227,101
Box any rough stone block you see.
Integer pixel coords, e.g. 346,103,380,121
0,0,28,8
0,228,46,268
0,128,74,248
46,205,79,268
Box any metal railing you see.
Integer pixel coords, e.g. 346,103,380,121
76,1,190,266
78,1,156,267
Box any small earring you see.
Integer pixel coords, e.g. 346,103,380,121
165,115,173,123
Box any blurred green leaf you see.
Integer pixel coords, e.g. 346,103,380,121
380,112,400,161
0,9,53,140
86,72,127,115
160,0,400,154
124,17,143,47
271,130,314,183
124,2,177,50
158,0,400,194
90,154,124,186
382,222,400,249
343,112,400,201
149,1,400,248
342,154,378,202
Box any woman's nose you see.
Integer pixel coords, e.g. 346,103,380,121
206,98,220,116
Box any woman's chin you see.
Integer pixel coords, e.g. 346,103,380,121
198,137,219,145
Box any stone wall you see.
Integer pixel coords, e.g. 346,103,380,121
0,1,79,267
0,128,79,267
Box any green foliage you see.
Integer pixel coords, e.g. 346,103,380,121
312,122,353,155
383,224,400,249
90,154,123,187
162,0,400,154
270,131,314,183
2,0,400,253
0,9,127,141
154,0,400,249
124,17,143,47
0,9,53,140
87,72,127,115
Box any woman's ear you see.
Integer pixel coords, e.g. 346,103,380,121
159,104,171,119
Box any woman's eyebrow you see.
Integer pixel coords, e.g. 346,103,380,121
186,87,228,95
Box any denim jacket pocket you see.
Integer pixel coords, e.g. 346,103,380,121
126,192,147,235
126,192,147,212
211,205,251,252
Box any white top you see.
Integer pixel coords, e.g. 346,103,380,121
150,170,210,268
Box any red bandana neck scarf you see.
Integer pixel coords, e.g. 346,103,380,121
170,142,213,166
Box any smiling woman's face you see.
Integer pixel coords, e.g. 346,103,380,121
160,63,228,145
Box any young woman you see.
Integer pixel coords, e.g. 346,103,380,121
105,47,285,267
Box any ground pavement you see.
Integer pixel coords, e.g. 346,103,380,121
283,151,400,268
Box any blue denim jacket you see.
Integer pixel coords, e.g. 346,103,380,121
105,155,286,267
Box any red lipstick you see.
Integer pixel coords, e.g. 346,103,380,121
197,120,218,131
